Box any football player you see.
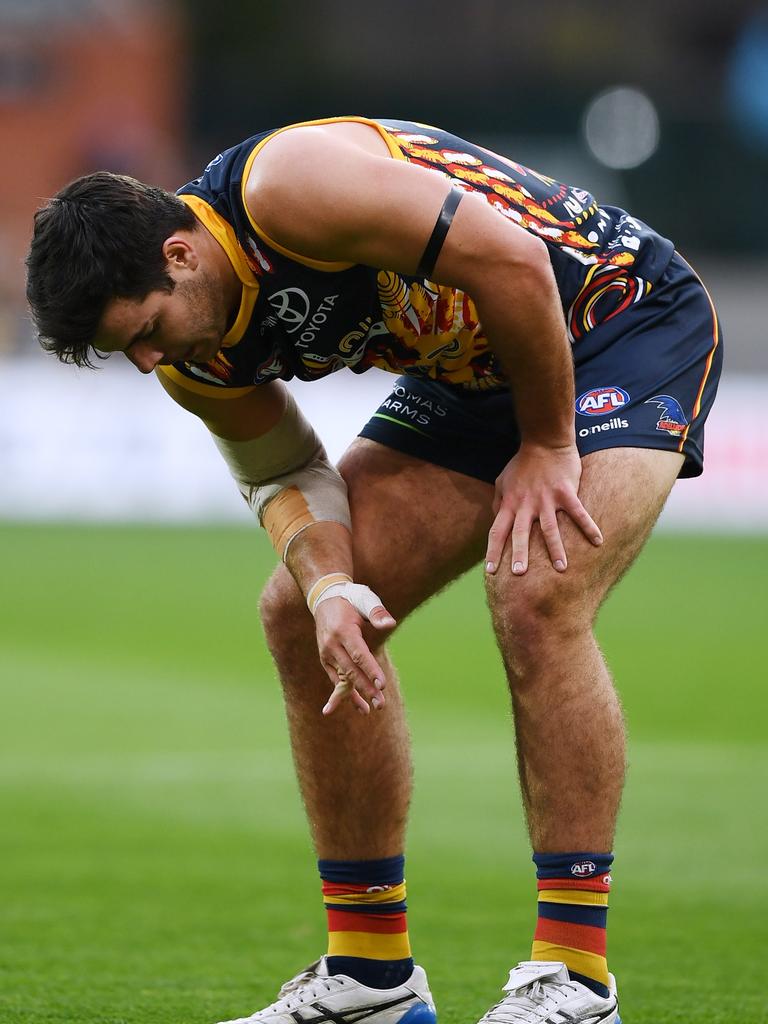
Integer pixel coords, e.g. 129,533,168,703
26,116,722,1024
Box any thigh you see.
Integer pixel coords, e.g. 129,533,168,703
487,446,684,620
264,437,494,626
339,438,493,619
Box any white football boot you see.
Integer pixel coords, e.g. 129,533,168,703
477,962,620,1024
215,956,437,1024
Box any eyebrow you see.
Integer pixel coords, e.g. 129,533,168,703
129,321,153,346
94,315,155,356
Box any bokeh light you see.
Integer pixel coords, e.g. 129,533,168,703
583,85,660,170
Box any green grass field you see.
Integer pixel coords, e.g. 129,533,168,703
1,525,766,1024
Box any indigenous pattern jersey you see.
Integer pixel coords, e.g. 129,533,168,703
166,116,674,395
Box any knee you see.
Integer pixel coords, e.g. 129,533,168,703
486,566,594,665
259,566,314,661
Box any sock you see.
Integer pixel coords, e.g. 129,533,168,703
319,855,413,989
531,851,613,999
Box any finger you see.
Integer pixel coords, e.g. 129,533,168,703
320,656,359,712
321,635,383,712
349,687,371,714
321,674,351,715
539,508,567,572
563,495,603,546
368,604,397,630
485,504,516,573
510,509,534,575
346,586,396,627
341,639,387,700
322,673,371,716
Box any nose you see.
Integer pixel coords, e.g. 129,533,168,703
129,342,165,374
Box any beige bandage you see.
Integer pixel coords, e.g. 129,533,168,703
211,392,351,558
306,573,353,615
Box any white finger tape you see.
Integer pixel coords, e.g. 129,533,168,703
314,582,384,620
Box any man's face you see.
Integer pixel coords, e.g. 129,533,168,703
95,257,229,374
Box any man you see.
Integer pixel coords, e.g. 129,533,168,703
26,116,721,1024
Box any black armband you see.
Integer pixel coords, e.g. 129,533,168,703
415,187,464,279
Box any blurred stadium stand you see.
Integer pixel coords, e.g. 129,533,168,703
0,0,185,335
1,0,766,527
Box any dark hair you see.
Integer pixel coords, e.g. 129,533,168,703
25,172,197,367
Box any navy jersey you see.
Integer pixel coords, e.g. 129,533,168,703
165,116,674,396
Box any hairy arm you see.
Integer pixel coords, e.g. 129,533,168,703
245,126,602,573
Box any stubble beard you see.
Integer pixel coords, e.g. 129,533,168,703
177,271,227,356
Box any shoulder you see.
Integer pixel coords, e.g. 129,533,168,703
246,121,393,205
241,124,386,264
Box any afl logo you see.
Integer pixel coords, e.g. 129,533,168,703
576,386,630,417
570,860,597,877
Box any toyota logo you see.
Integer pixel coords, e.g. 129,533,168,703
267,288,310,333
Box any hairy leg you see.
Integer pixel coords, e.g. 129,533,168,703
485,447,683,851
260,438,493,859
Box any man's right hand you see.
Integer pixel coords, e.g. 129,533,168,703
313,588,396,716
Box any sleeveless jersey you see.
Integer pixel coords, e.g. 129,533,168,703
167,116,674,395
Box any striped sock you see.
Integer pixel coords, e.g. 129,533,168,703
531,851,613,998
319,855,413,989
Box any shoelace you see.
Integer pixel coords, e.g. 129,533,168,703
482,979,578,1024
255,967,347,1018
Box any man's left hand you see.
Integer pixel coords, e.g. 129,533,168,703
484,442,603,575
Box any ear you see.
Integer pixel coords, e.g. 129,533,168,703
162,235,199,272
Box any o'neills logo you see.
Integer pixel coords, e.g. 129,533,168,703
578,417,629,438
570,860,597,877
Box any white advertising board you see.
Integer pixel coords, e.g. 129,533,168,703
0,360,765,531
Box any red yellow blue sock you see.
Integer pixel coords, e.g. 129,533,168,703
319,855,413,989
531,851,613,998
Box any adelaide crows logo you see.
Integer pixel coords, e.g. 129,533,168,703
645,395,688,436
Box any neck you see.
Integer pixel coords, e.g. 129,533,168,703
194,222,242,324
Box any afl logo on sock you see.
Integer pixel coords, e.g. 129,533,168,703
570,860,597,877
576,386,630,416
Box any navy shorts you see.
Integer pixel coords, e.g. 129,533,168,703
359,253,722,483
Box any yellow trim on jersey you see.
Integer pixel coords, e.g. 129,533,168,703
240,116,407,273
178,194,259,348
155,365,257,400
537,889,609,907
674,252,720,455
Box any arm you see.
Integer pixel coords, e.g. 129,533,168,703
155,370,395,713
245,126,603,573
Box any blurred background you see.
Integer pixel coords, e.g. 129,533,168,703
2,5,767,1023
0,0,767,526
